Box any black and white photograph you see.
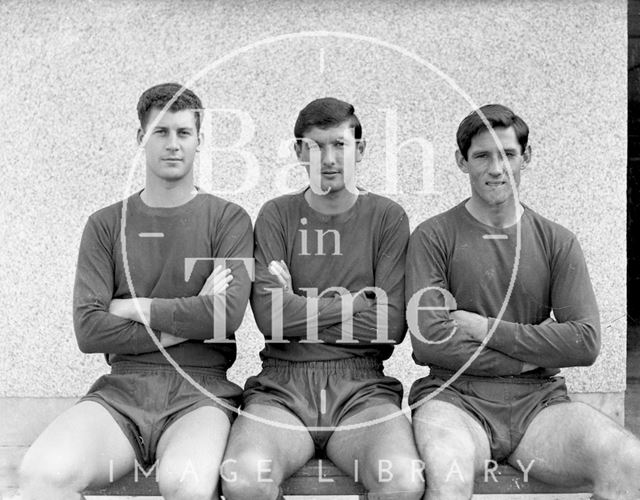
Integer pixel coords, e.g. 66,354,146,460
1,1,637,499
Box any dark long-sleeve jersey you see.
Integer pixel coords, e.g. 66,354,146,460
73,191,253,371
406,201,600,378
251,188,410,362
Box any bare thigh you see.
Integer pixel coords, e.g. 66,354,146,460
156,405,231,495
327,403,424,499
509,401,638,486
223,404,315,484
413,400,490,475
20,400,135,490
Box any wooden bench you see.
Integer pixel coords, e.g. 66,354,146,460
83,458,592,498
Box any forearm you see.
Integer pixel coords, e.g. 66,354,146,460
315,300,405,345
109,265,249,341
411,333,525,376
151,290,249,340
407,308,525,375
484,233,601,368
74,307,162,354
486,317,600,367
251,287,349,340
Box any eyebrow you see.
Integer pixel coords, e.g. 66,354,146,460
152,125,194,131
472,147,518,155
303,137,353,147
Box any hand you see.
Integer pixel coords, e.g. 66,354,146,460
109,297,151,323
268,260,292,292
160,332,188,347
199,265,233,296
351,290,376,313
450,310,489,342
108,298,129,317
521,362,539,373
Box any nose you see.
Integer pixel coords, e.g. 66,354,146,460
322,146,335,167
165,131,179,151
487,155,504,176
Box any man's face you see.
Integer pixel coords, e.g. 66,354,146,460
295,121,365,194
456,126,530,208
138,108,200,183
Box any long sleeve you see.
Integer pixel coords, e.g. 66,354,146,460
73,215,163,354
250,201,346,340
406,222,525,376
485,235,601,367
149,204,253,340
317,206,409,345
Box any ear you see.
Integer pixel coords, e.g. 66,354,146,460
521,144,531,170
455,149,469,174
136,127,145,146
197,130,204,152
355,138,366,162
294,140,302,160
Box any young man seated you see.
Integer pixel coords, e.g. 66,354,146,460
406,103,640,500
19,83,252,500
221,97,423,500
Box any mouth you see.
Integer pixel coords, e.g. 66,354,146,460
162,157,183,162
321,170,341,177
486,181,507,187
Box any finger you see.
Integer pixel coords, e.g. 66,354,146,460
274,274,288,288
203,270,230,291
269,260,284,275
269,265,286,281
279,260,291,277
212,275,233,294
210,268,231,284
214,283,229,295
211,285,229,296
208,265,223,278
200,268,222,291
206,266,228,283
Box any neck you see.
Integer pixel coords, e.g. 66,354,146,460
465,197,523,228
304,187,358,215
141,176,198,208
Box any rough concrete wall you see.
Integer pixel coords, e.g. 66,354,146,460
0,0,626,396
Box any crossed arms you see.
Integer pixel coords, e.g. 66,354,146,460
250,201,409,345
406,222,601,376
73,208,252,355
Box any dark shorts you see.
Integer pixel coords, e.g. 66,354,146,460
243,357,403,452
79,361,242,466
409,373,570,462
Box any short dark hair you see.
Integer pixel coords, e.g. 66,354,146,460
294,97,362,141
456,104,529,160
137,82,203,133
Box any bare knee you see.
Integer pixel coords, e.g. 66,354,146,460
19,447,87,499
159,479,217,500
221,452,281,500
590,428,640,497
419,425,477,473
416,424,478,497
158,462,218,500
364,455,425,500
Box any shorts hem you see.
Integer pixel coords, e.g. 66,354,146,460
77,395,145,466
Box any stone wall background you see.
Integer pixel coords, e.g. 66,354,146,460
0,0,626,397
